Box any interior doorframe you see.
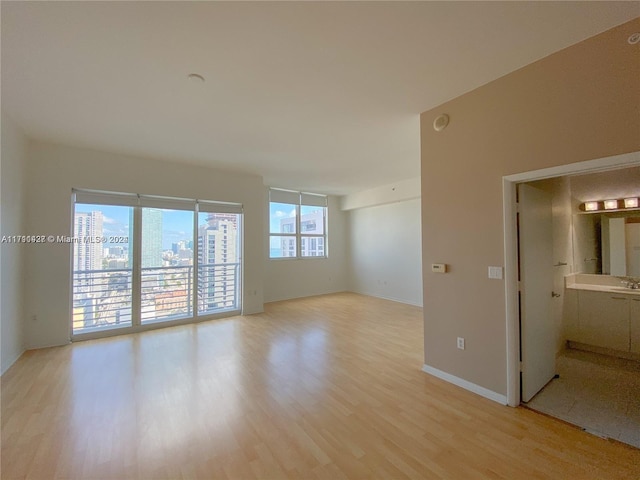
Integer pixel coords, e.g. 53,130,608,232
503,151,640,407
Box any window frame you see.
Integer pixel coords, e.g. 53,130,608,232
268,188,328,260
70,189,244,341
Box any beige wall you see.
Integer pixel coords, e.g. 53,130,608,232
420,19,640,395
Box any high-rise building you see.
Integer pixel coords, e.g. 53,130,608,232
198,215,238,264
197,215,239,310
279,209,325,257
74,211,104,271
141,208,163,268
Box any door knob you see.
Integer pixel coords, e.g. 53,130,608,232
551,291,561,298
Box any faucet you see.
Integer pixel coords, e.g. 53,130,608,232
619,277,640,289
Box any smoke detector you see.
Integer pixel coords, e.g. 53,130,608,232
433,114,450,132
187,73,205,83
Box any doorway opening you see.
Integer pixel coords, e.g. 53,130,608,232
503,151,640,447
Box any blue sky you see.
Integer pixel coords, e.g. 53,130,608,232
269,202,296,233
75,204,207,249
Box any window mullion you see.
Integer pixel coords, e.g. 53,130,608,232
324,206,328,257
132,205,142,327
297,204,301,258
193,206,199,317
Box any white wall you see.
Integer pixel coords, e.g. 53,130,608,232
264,195,348,302
348,198,422,306
608,217,627,276
23,141,265,349
627,222,640,277
1,112,27,373
341,177,420,211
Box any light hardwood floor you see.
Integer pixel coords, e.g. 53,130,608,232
2,293,639,479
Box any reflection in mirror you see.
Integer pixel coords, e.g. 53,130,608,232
573,212,640,276
572,211,601,274
569,165,640,276
602,214,640,276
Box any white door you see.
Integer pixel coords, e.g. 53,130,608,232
519,183,555,402
626,223,640,277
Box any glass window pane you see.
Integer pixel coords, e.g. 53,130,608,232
197,212,241,315
72,204,133,333
270,236,296,258
141,208,194,324
301,236,325,257
270,202,297,234
300,205,325,234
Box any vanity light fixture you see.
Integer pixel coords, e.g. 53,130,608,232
604,199,619,210
580,196,640,213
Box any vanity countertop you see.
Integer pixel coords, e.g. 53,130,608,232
565,273,640,296
566,283,640,296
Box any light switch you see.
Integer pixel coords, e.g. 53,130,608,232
488,266,503,279
432,263,447,273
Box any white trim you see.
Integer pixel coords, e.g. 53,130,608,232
1,349,25,376
505,151,640,183
502,150,640,408
353,290,423,308
24,340,71,350
503,178,520,407
422,364,507,405
340,177,421,211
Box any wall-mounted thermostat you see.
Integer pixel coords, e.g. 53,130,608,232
432,263,447,273
488,266,503,279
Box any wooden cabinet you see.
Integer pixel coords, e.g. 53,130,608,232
631,298,640,354
576,290,630,351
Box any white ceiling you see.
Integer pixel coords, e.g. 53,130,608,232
2,2,638,195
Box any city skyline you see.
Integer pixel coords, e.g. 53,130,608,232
75,204,207,250
72,207,242,333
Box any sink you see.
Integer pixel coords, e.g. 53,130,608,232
610,287,640,294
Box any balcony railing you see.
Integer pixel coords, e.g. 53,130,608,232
73,268,132,332
196,263,240,316
73,263,240,333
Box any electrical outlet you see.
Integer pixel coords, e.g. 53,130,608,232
457,337,465,350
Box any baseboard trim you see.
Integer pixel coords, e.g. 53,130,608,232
353,290,423,308
422,364,507,405
1,348,25,376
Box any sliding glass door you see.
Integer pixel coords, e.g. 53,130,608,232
71,191,242,338
197,211,242,315
140,207,194,324
72,203,133,333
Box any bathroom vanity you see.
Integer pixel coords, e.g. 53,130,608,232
564,274,640,356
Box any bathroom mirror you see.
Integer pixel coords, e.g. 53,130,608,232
527,165,640,277
573,211,640,276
